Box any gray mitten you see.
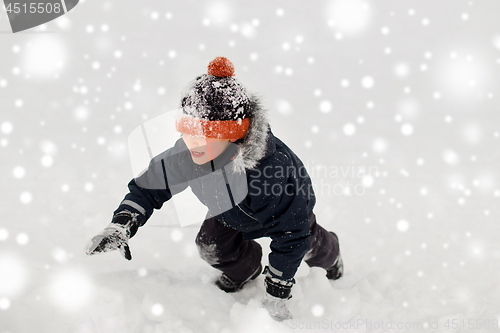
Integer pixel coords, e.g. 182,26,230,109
85,210,138,260
261,266,294,321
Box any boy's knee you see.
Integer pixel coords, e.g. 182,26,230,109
195,217,219,247
195,230,211,247
195,229,222,265
196,242,220,265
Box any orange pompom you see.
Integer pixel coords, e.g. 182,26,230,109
207,57,235,77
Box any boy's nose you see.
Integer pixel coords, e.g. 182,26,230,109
184,134,206,148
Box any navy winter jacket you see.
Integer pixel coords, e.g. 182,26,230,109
114,128,316,281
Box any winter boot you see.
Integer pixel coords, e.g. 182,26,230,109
216,263,263,293
326,232,344,280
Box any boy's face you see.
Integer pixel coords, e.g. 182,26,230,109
182,134,236,165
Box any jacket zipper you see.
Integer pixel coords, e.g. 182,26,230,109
236,204,259,222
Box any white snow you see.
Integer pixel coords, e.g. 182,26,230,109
12,166,26,179
361,76,374,89
343,123,356,136
19,192,33,204
0,297,11,310
21,35,67,79
1,1,500,332
16,233,30,246
276,99,293,115
325,0,371,36
401,123,414,136
0,229,9,241
319,100,332,113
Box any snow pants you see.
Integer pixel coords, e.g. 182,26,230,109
195,211,340,282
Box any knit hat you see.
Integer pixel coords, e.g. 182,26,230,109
175,57,252,140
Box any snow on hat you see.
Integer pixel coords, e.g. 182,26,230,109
175,57,251,140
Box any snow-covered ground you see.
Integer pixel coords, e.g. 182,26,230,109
1,1,500,332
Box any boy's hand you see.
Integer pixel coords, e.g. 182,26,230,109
85,210,138,260
85,224,132,260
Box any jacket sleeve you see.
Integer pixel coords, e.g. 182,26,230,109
113,147,189,236
247,164,311,281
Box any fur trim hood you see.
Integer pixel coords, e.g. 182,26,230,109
231,95,271,173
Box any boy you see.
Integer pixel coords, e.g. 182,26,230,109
85,57,344,321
